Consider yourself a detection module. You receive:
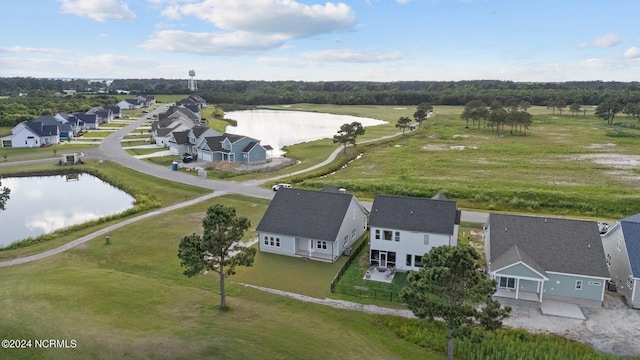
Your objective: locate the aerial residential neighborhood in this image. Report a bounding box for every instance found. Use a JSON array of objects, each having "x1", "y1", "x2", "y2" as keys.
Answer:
[{"x1": 2, "y1": 1, "x2": 640, "y2": 359}]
